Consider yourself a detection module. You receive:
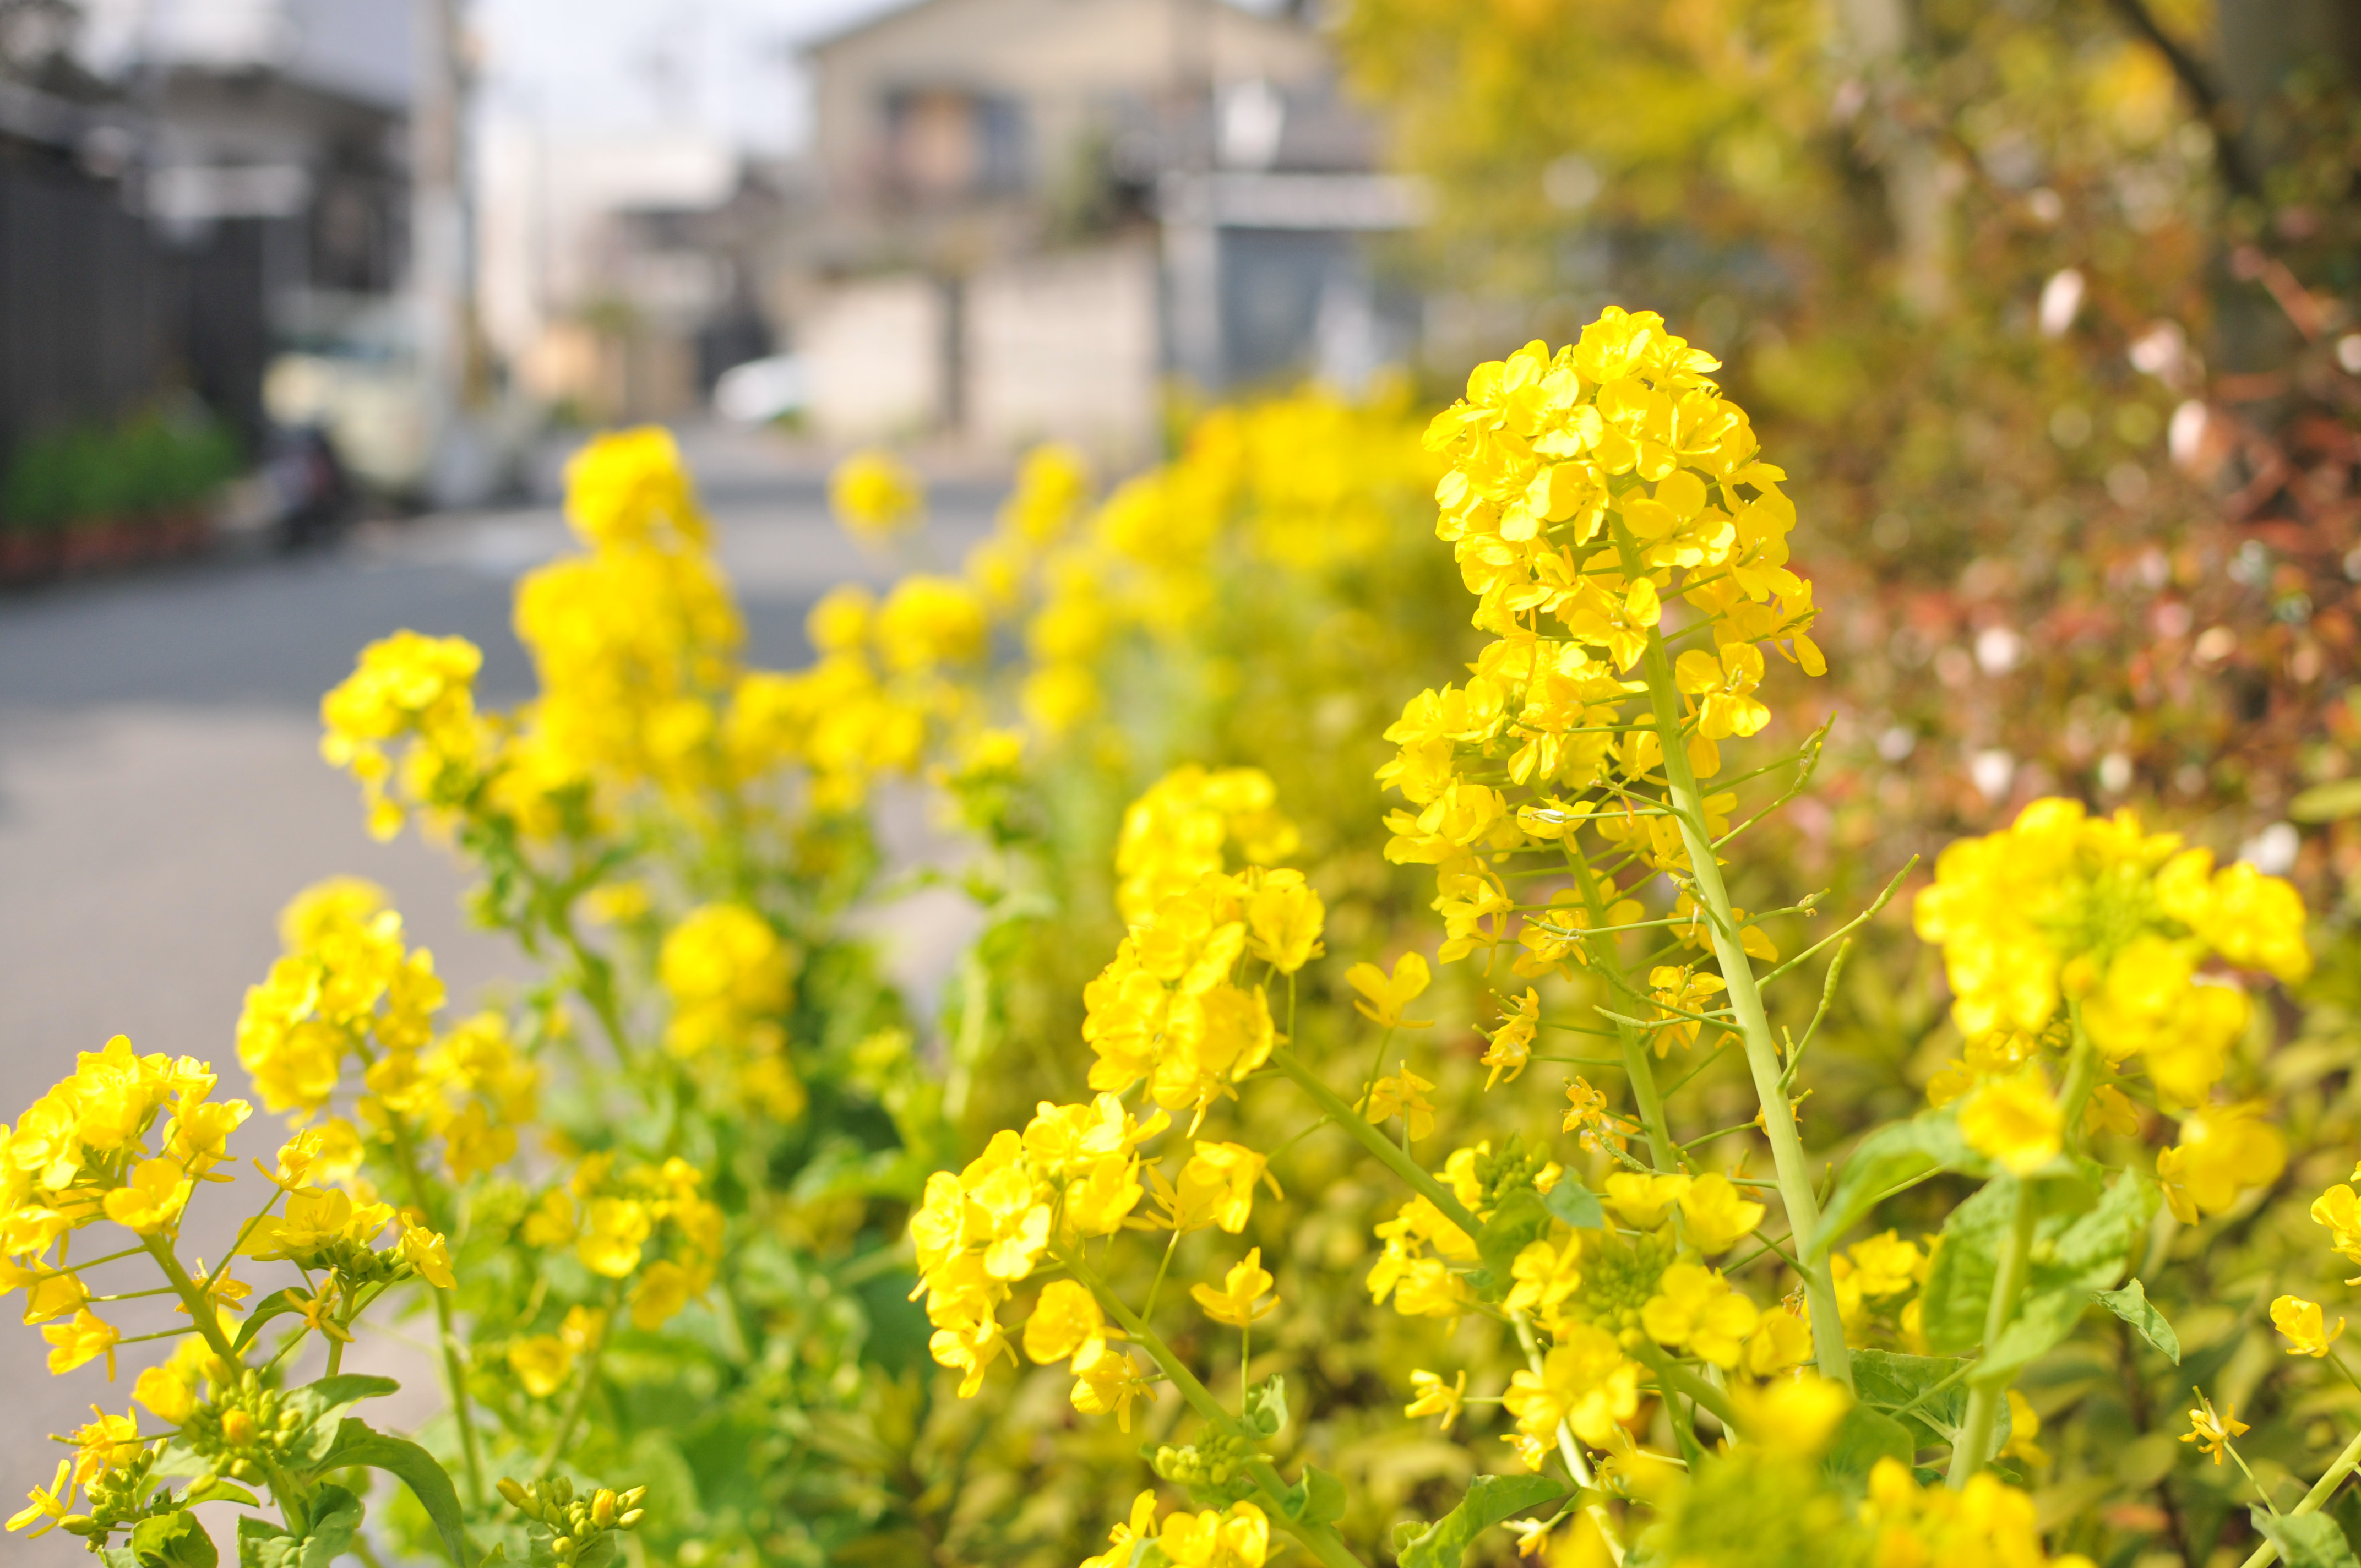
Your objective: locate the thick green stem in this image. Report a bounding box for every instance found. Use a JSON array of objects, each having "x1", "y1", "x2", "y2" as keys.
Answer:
[
  {"x1": 1948, "y1": 1178, "x2": 2037, "y2": 1487},
  {"x1": 141, "y1": 1237, "x2": 241, "y2": 1362},
  {"x1": 1060, "y1": 1246, "x2": 1366, "y2": 1568},
  {"x1": 2238, "y1": 1426, "x2": 2361, "y2": 1568},
  {"x1": 1267, "y1": 1052, "x2": 1481, "y2": 1238},
  {"x1": 1630, "y1": 611, "x2": 1851, "y2": 1390}
]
